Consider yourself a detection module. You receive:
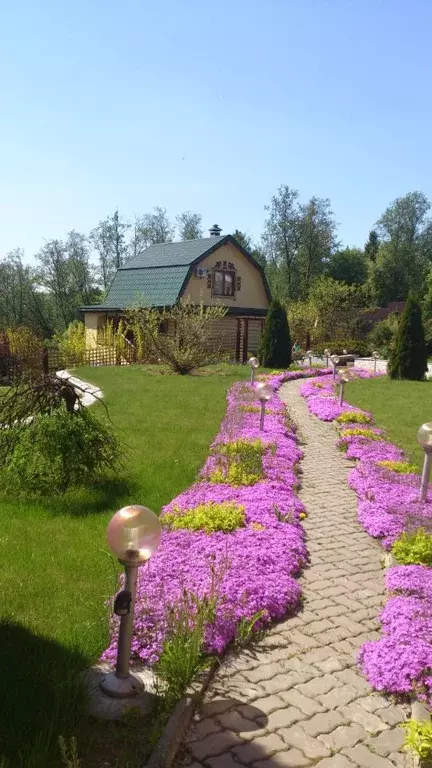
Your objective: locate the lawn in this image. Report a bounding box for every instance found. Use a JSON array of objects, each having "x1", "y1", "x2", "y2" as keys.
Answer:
[
  {"x1": 0, "y1": 363, "x2": 250, "y2": 768},
  {"x1": 345, "y1": 376, "x2": 432, "y2": 469}
]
